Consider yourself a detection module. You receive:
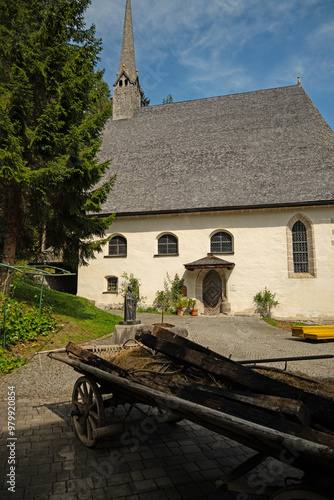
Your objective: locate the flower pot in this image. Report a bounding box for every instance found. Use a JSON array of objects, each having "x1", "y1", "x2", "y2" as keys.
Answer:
[
  {"x1": 190, "y1": 309, "x2": 198, "y2": 316},
  {"x1": 176, "y1": 309, "x2": 184, "y2": 316}
]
